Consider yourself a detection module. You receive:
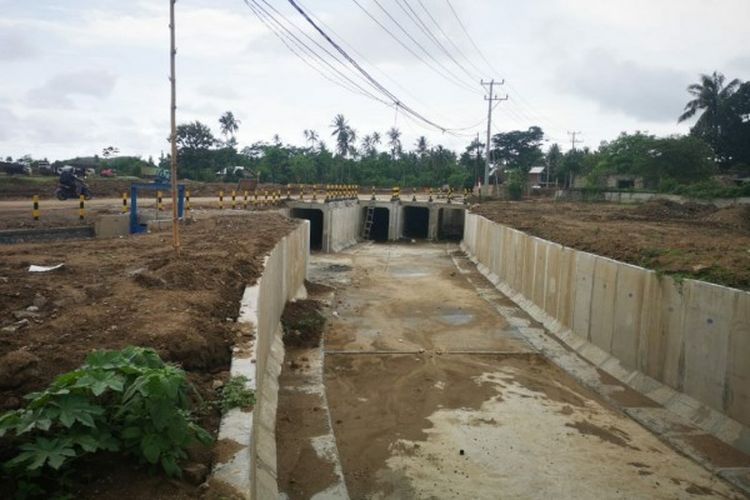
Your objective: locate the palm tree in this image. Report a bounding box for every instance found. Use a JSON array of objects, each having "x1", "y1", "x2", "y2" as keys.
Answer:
[
  {"x1": 219, "y1": 111, "x2": 240, "y2": 145},
  {"x1": 415, "y1": 136, "x2": 429, "y2": 158},
  {"x1": 679, "y1": 72, "x2": 741, "y2": 145},
  {"x1": 387, "y1": 127, "x2": 402, "y2": 160},
  {"x1": 330, "y1": 114, "x2": 355, "y2": 158},
  {"x1": 303, "y1": 129, "x2": 320, "y2": 151}
]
